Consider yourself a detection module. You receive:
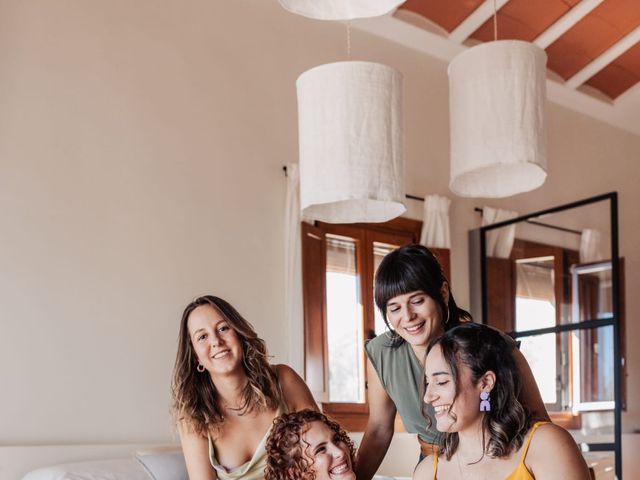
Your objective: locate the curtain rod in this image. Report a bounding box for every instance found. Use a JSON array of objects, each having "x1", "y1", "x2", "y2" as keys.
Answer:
[
  {"x1": 282, "y1": 166, "x2": 426, "y2": 202},
  {"x1": 283, "y1": 168, "x2": 582, "y2": 235},
  {"x1": 474, "y1": 207, "x2": 582, "y2": 235}
]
